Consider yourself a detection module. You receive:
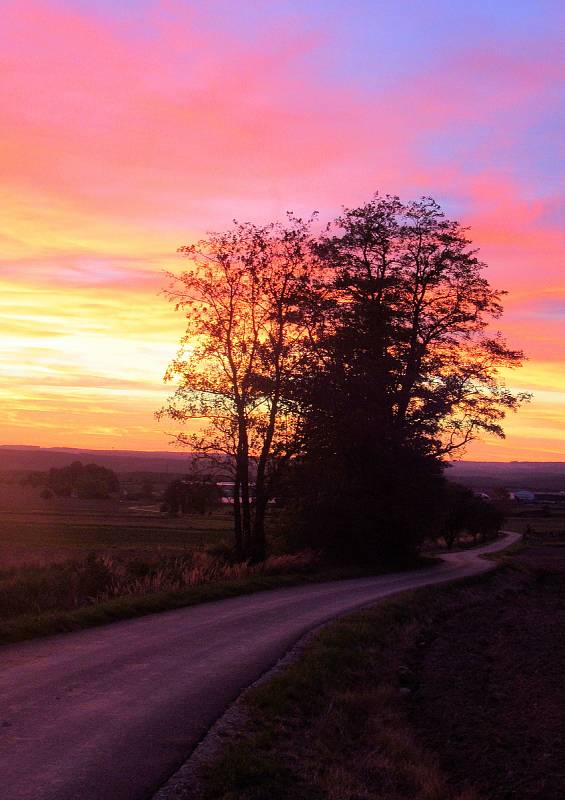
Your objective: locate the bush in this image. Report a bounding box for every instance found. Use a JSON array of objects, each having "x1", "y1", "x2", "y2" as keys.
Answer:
[{"x1": 439, "y1": 483, "x2": 503, "y2": 549}]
